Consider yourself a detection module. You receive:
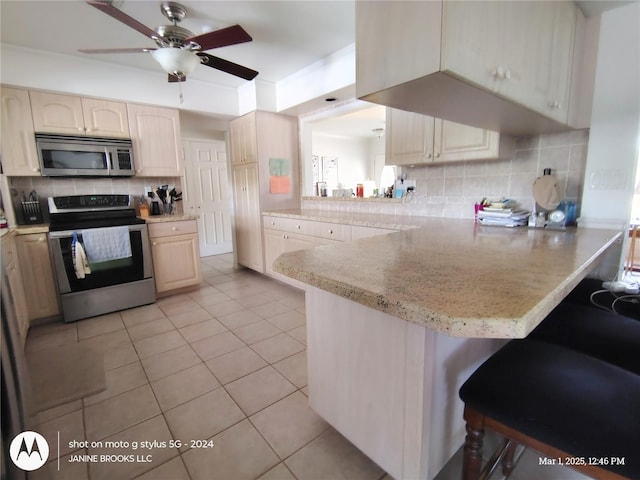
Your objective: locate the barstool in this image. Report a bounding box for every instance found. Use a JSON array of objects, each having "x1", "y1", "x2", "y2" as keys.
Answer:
[
  {"x1": 459, "y1": 339, "x2": 640, "y2": 480},
  {"x1": 529, "y1": 302, "x2": 640, "y2": 374}
]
